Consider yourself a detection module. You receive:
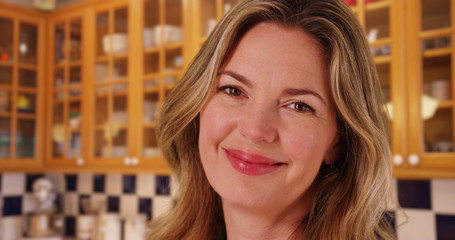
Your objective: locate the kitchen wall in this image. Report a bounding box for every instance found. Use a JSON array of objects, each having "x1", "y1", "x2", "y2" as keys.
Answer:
[{"x1": 0, "y1": 174, "x2": 455, "y2": 240}]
